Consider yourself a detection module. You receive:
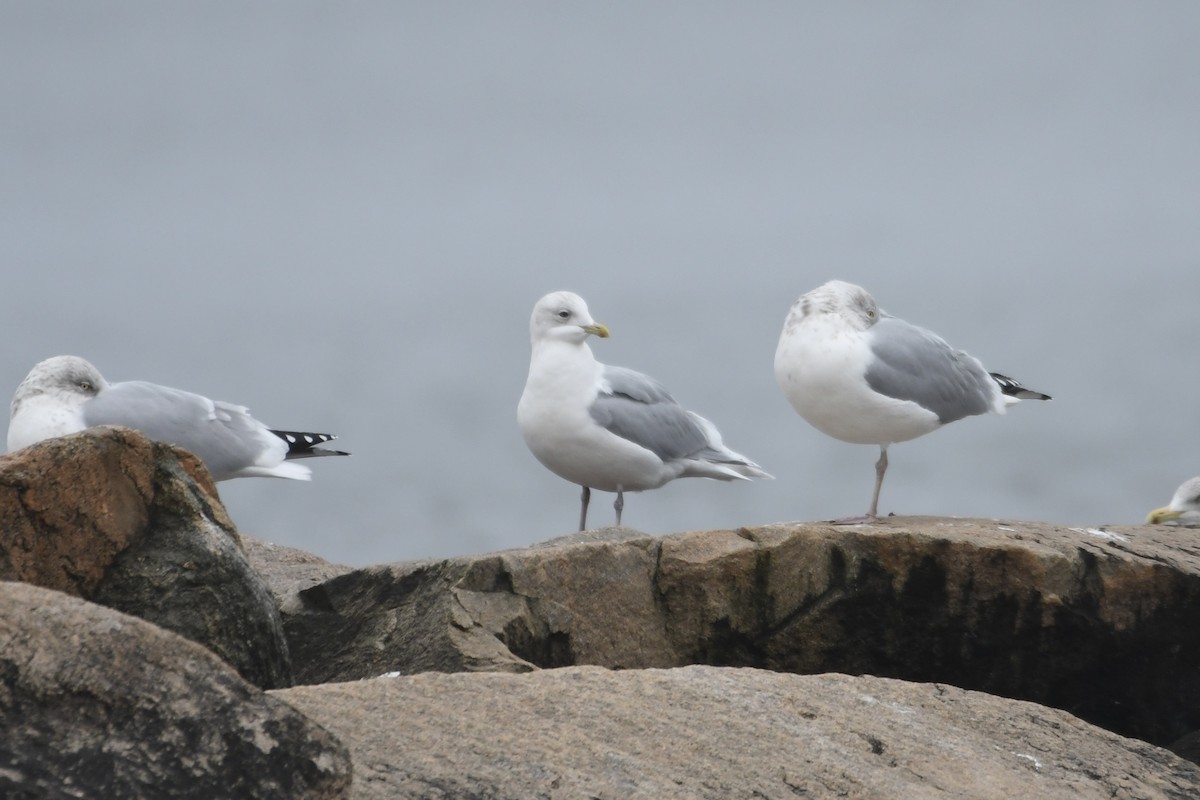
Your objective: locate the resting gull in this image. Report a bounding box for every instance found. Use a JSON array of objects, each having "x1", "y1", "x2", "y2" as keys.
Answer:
[
  {"x1": 774, "y1": 280, "x2": 1049, "y2": 522},
  {"x1": 518, "y1": 291, "x2": 771, "y2": 530},
  {"x1": 7, "y1": 355, "x2": 347, "y2": 480}
]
